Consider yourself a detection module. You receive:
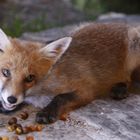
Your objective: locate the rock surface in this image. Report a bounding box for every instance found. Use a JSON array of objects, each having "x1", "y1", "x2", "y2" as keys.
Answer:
[
  {"x1": 21, "y1": 24, "x2": 76, "y2": 43},
  {"x1": 0, "y1": 0, "x2": 86, "y2": 28},
  {"x1": 0, "y1": 94, "x2": 139, "y2": 140},
  {"x1": 21, "y1": 14, "x2": 140, "y2": 44}
]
